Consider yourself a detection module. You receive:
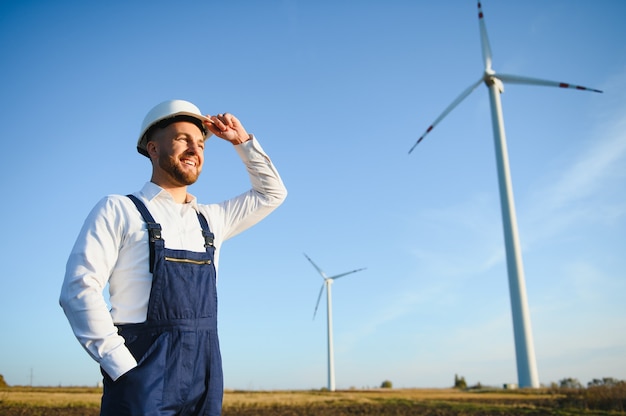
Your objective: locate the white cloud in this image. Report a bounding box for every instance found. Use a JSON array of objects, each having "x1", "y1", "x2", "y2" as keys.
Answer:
[{"x1": 524, "y1": 71, "x2": 626, "y2": 243}]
